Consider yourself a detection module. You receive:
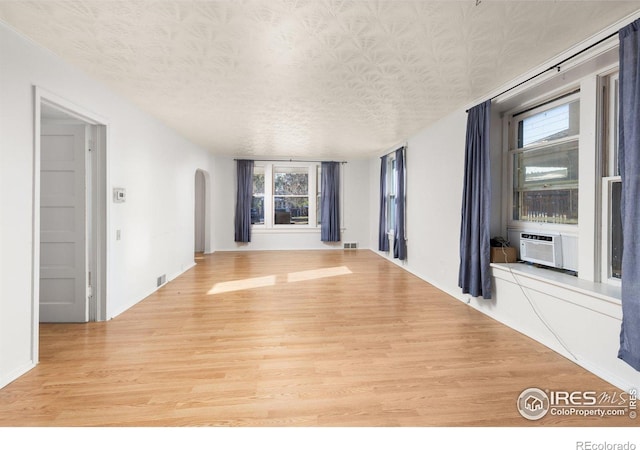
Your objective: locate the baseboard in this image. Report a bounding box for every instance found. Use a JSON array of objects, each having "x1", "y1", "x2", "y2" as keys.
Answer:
[
  {"x1": 0, "y1": 360, "x2": 36, "y2": 390},
  {"x1": 108, "y1": 262, "x2": 198, "y2": 320},
  {"x1": 170, "y1": 261, "x2": 196, "y2": 282},
  {"x1": 215, "y1": 246, "x2": 346, "y2": 252},
  {"x1": 371, "y1": 249, "x2": 467, "y2": 303}
]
